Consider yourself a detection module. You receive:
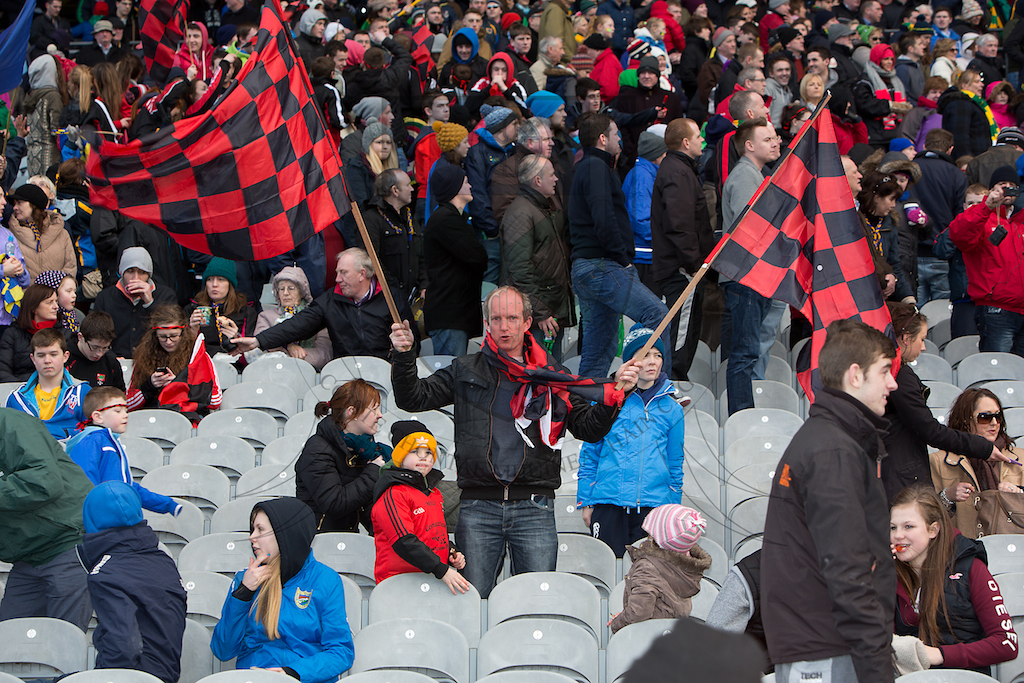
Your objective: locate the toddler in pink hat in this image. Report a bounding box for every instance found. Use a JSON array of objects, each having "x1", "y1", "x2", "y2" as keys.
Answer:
[{"x1": 609, "y1": 504, "x2": 712, "y2": 633}]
